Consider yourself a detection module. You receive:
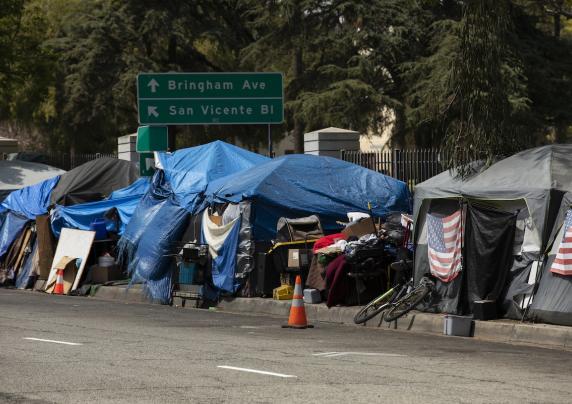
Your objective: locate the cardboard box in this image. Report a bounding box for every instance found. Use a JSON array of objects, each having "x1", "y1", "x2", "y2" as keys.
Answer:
[
  {"x1": 342, "y1": 217, "x2": 377, "y2": 238},
  {"x1": 45, "y1": 256, "x2": 78, "y2": 294},
  {"x1": 287, "y1": 249, "x2": 312, "y2": 268},
  {"x1": 91, "y1": 265, "x2": 124, "y2": 284}
]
